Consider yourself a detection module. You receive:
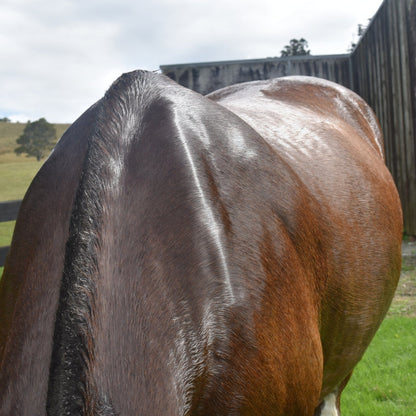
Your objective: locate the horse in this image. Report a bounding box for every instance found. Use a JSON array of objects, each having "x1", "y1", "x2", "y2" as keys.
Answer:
[{"x1": 0, "y1": 70, "x2": 402, "y2": 415}]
